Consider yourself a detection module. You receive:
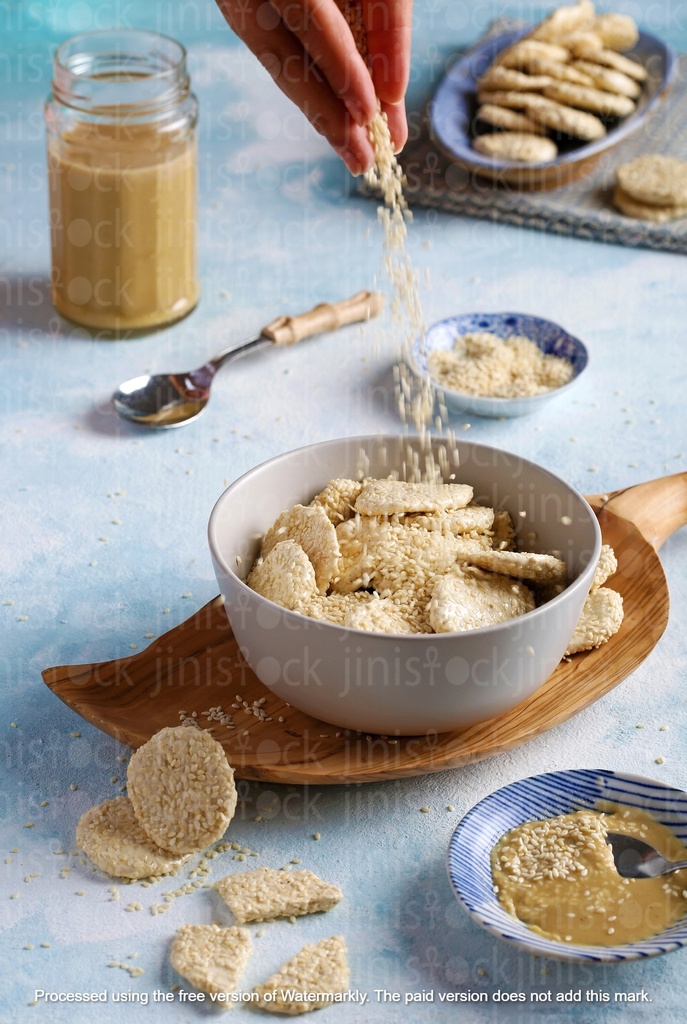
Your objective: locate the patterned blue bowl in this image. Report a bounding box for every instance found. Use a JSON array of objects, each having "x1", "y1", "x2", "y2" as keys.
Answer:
[
  {"x1": 414, "y1": 311, "x2": 588, "y2": 418},
  {"x1": 447, "y1": 769, "x2": 687, "y2": 962}
]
